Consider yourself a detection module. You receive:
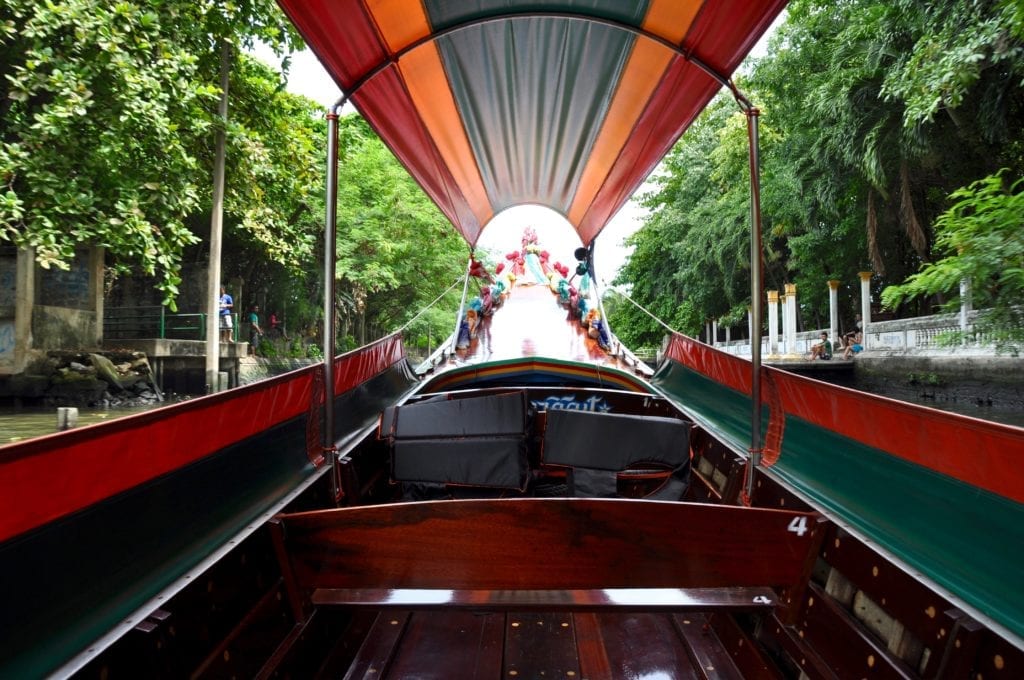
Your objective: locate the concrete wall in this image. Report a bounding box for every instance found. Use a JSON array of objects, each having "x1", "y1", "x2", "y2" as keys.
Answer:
[
  {"x1": 0, "y1": 246, "x2": 104, "y2": 376},
  {"x1": 0, "y1": 250, "x2": 15, "y2": 372}
]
